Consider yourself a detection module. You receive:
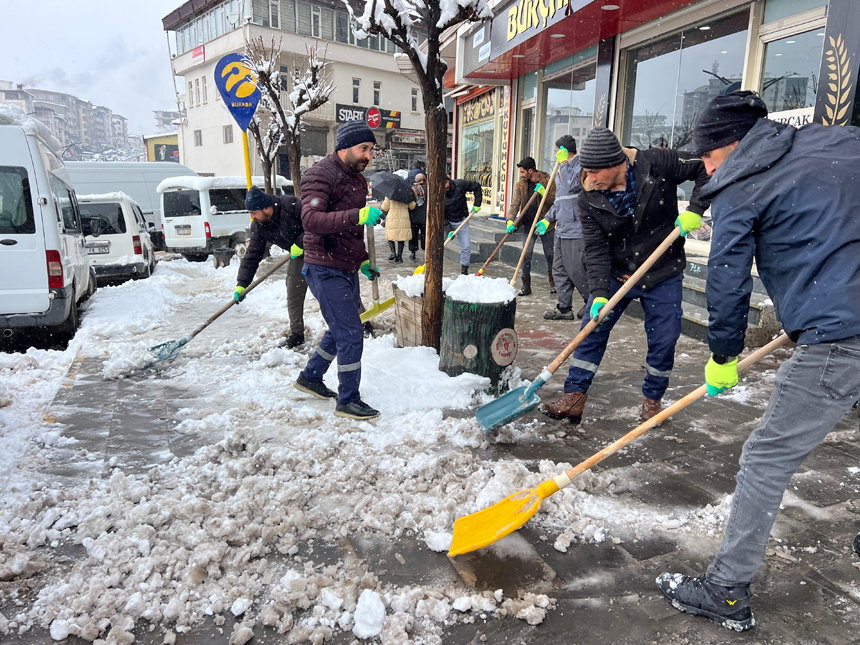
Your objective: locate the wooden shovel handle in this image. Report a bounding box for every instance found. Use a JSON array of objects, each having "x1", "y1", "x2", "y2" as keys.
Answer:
[
  {"x1": 477, "y1": 191, "x2": 541, "y2": 275},
  {"x1": 545, "y1": 226, "x2": 682, "y2": 375},
  {"x1": 444, "y1": 210, "x2": 475, "y2": 247},
  {"x1": 189, "y1": 251, "x2": 293, "y2": 341},
  {"x1": 562, "y1": 333, "x2": 791, "y2": 482},
  {"x1": 510, "y1": 158, "x2": 562, "y2": 286}
]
